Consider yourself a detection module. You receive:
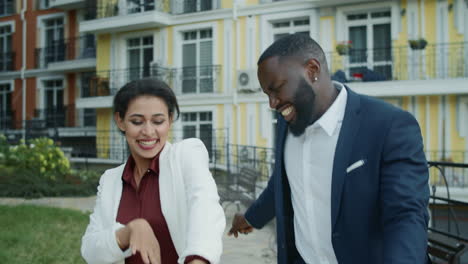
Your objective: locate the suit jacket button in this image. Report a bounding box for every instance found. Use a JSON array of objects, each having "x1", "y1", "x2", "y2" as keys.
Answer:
[{"x1": 332, "y1": 232, "x2": 340, "y2": 238}]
